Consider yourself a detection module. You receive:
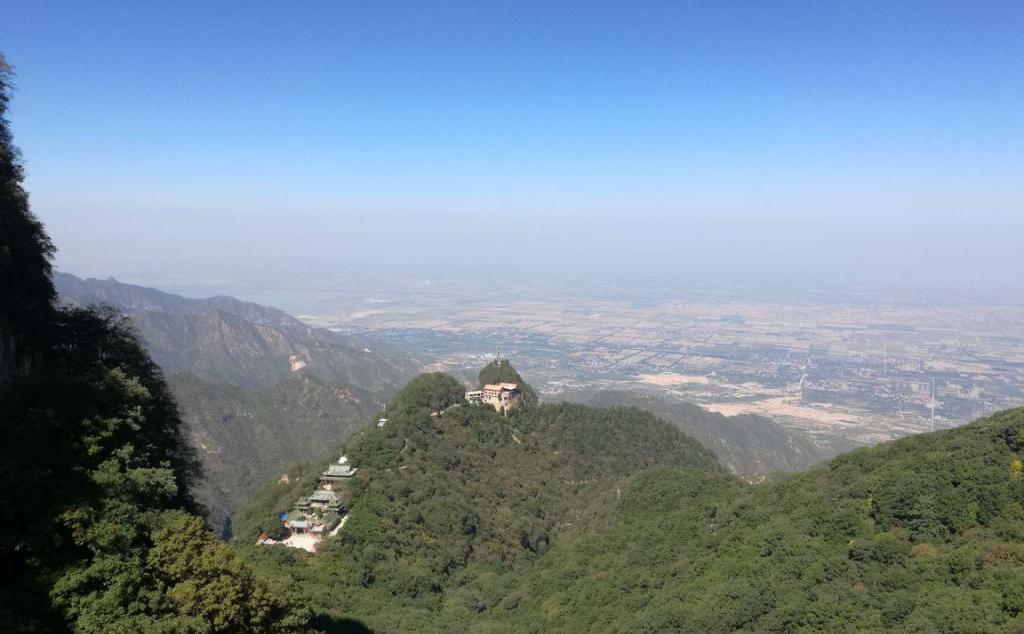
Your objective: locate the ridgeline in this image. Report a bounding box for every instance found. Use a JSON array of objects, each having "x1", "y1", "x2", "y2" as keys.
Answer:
[
  {"x1": 237, "y1": 363, "x2": 1024, "y2": 633},
  {"x1": 234, "y1": 363, "x2": 721, "y2": 629}
]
